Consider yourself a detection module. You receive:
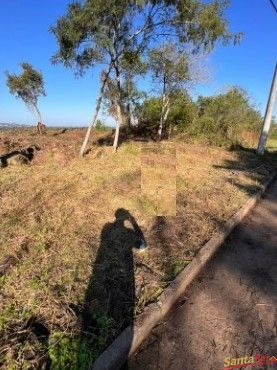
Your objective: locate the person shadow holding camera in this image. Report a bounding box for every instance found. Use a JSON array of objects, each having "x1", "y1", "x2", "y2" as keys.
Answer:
[{"x1": 79, "y1": 208, "x2": 146, "y2": 369}]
